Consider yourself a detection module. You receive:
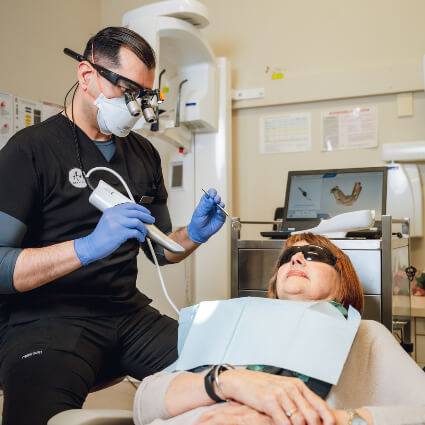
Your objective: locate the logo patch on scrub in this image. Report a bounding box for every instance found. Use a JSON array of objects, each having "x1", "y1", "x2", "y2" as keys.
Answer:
[
  {"x1": 22, "y1": 350, "x2": 43, "y2": 359},
  {"x1": 69, "y1": 168, "x2": 87, "y2": 188}
]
